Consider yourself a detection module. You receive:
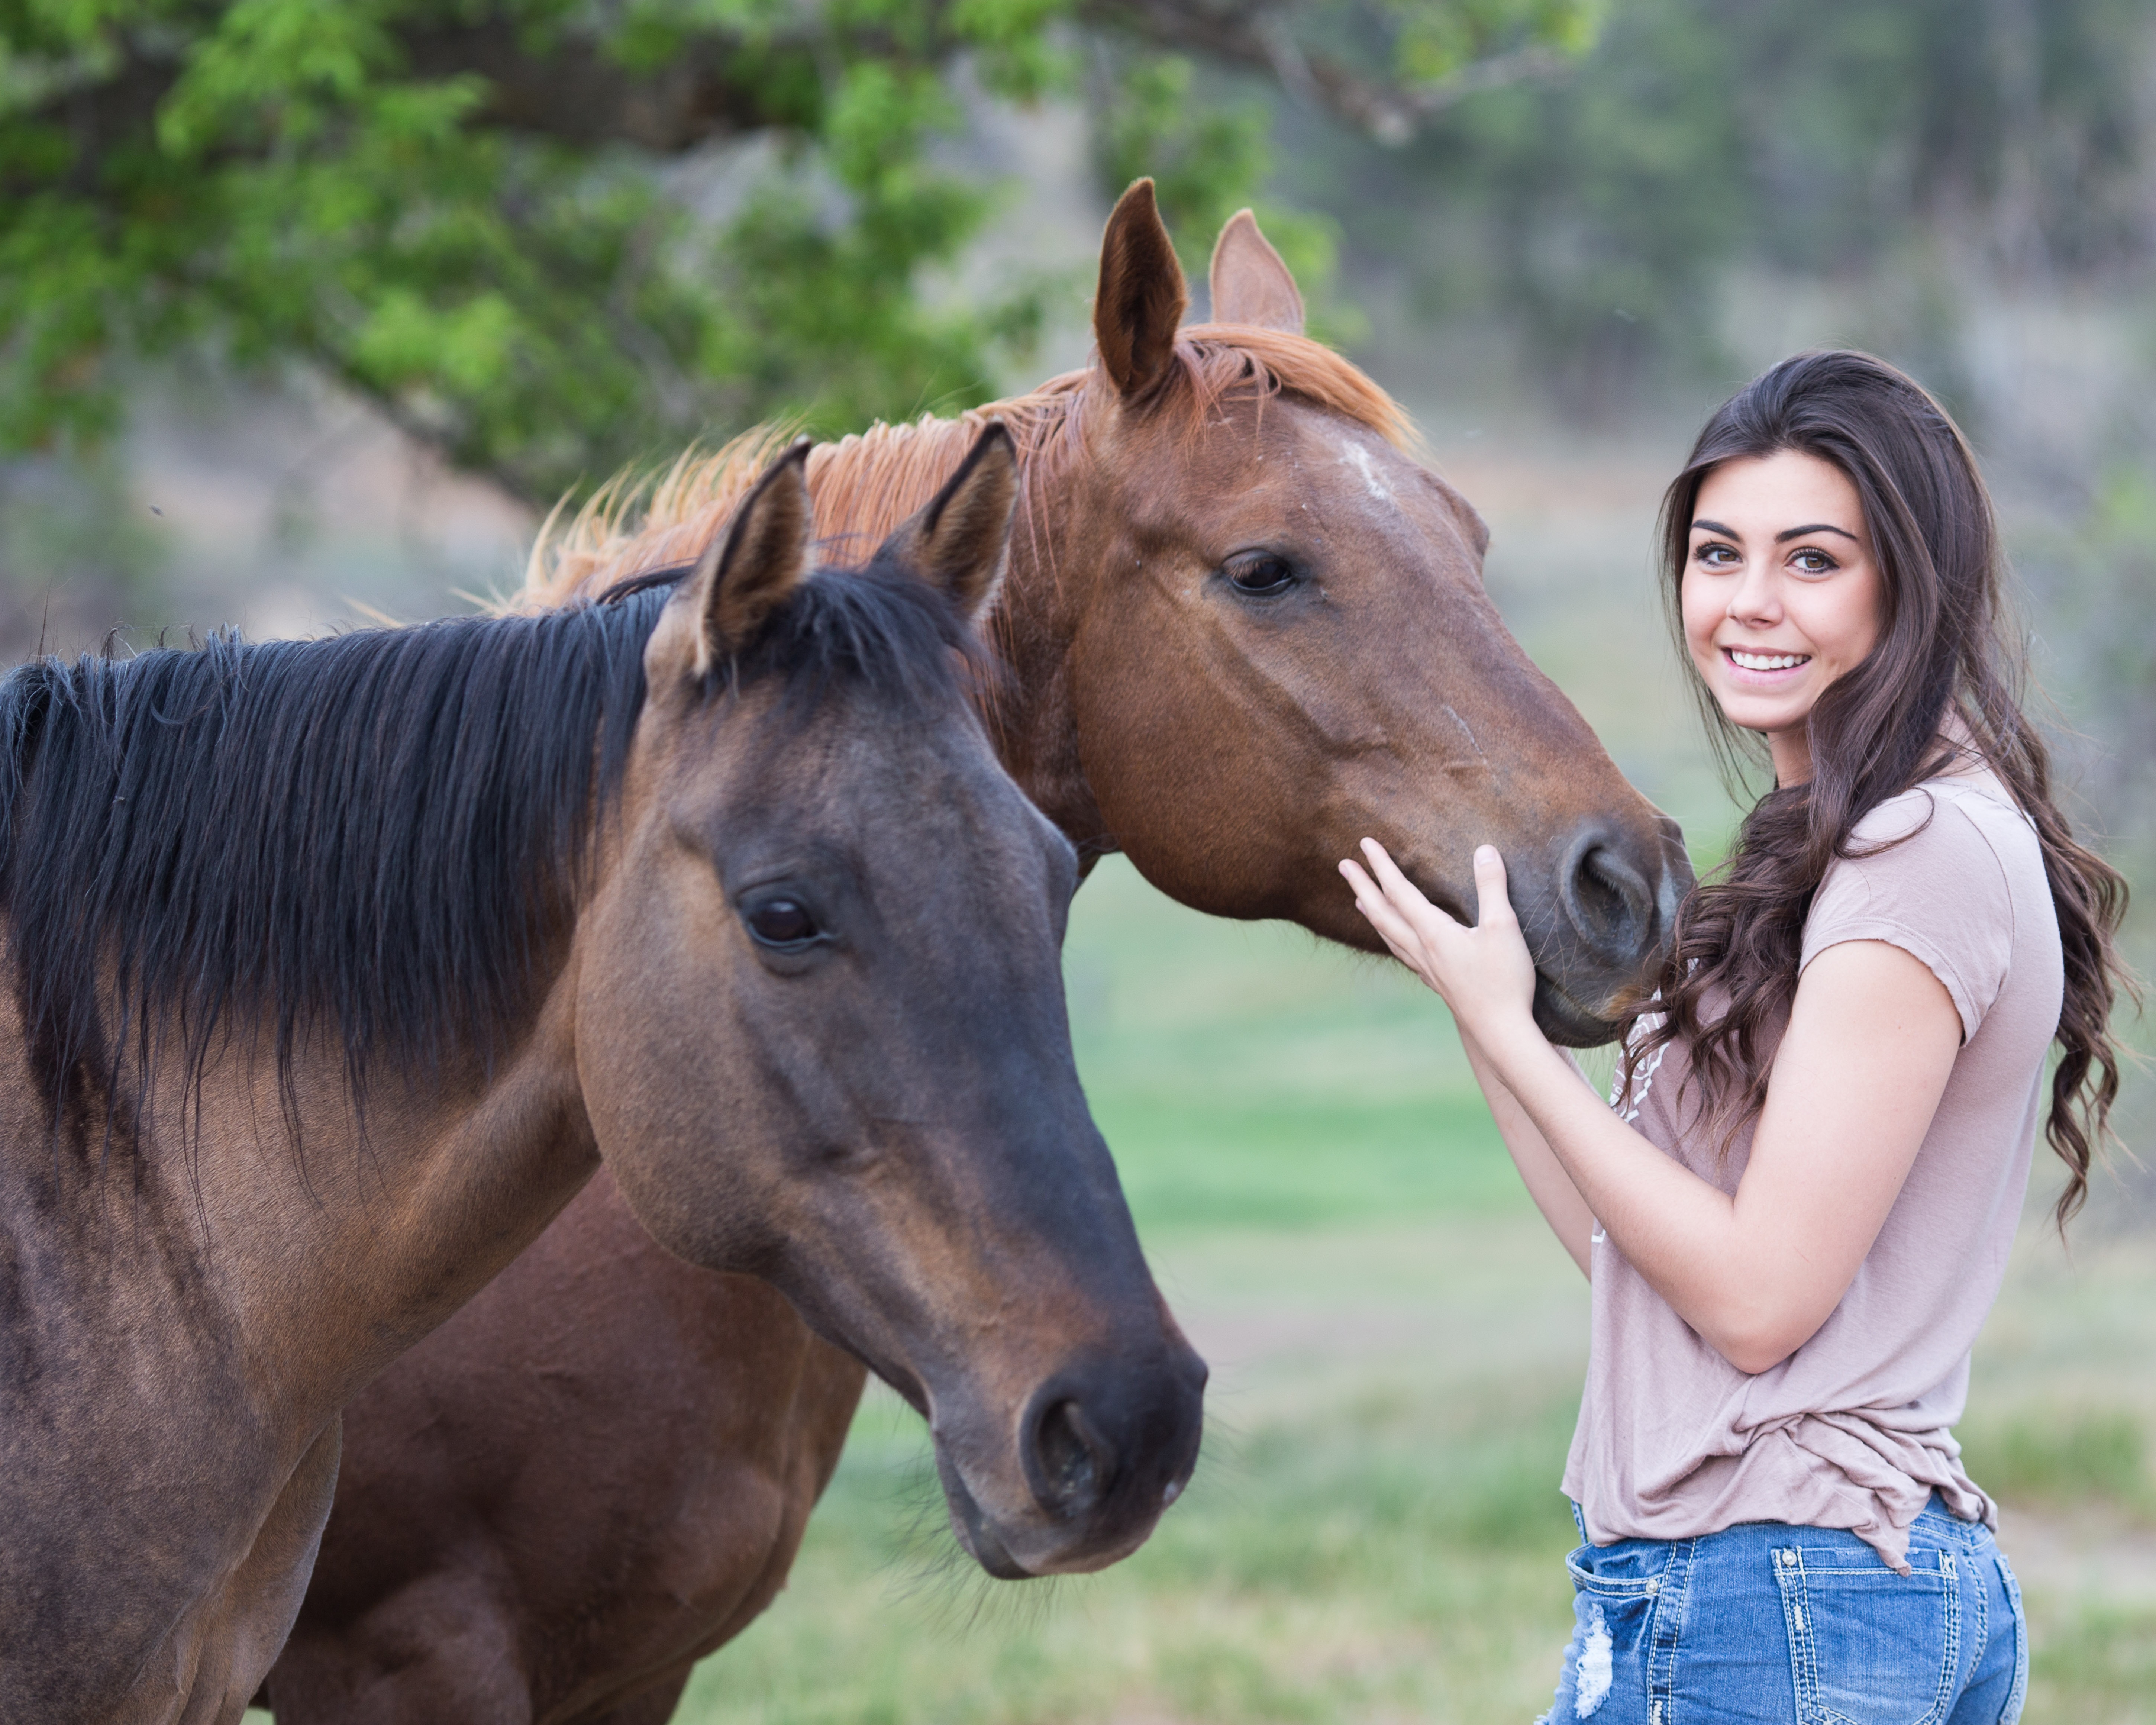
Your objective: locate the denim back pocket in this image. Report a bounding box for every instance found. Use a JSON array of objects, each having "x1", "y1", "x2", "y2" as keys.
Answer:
[{"x1": 1771, "y1": 1540, "x2": 1958, "y2": 1725}]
